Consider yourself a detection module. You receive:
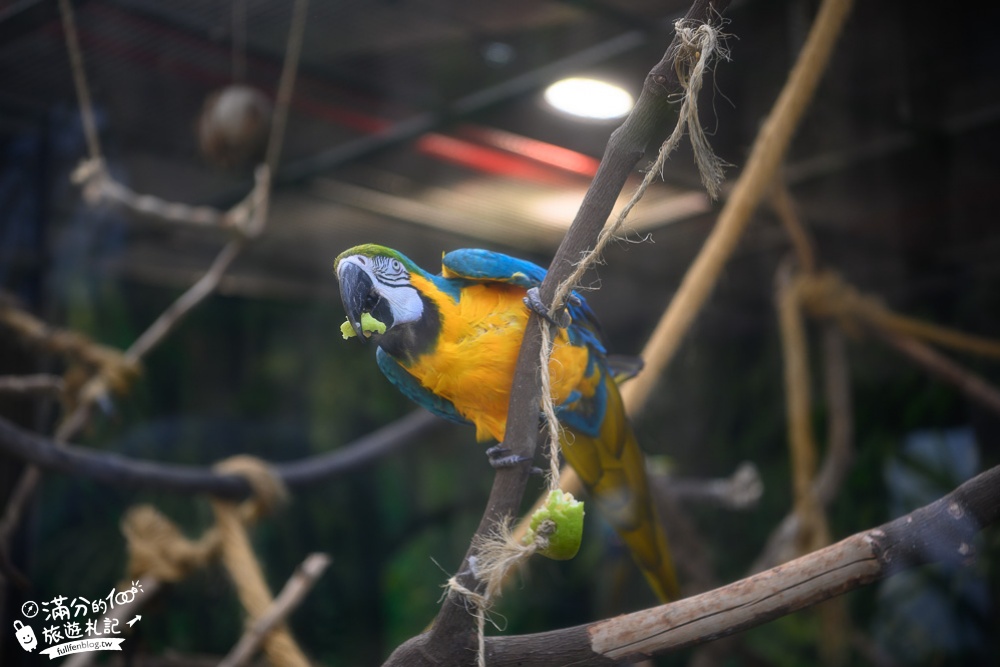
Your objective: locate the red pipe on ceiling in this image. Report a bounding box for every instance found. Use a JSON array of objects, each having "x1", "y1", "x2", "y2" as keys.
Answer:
[{"x1": 56, "y1": 3, "x2": 600, "y2": 185}]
